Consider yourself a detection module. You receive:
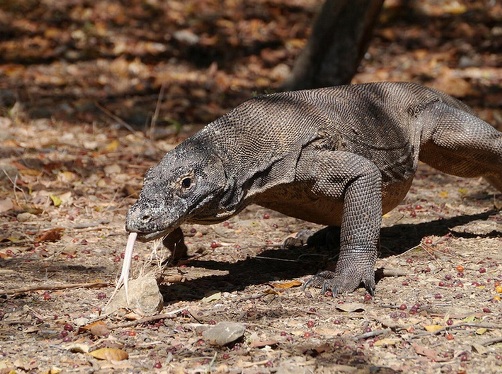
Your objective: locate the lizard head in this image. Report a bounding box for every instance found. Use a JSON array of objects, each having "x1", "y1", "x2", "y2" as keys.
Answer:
[{"x1": 125, "y1": 137, "x2": 227, "y2": 242}]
